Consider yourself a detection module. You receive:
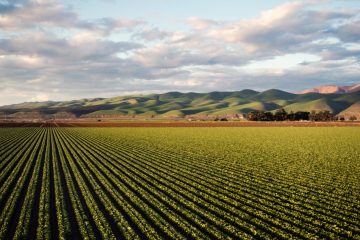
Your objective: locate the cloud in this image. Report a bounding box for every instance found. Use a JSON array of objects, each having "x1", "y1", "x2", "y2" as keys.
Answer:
[
  {"x1": 0, "y1": 0, "x2": 144, "y2": 33},
  {"x1": 0, "y1": 0, "x2": 78, "y2": 30},
  {"x1": 0, "y1": 3, "x2": 16, "y2": 13},
  {"x1": 0, "y1": 0, "x2": 26, "y2": 13},
  {"x1": 30, "y1": 93, "x2": 49, "y2": 102},
  {"x1": 132, "y1": 27, "x2": 171, "y2": 41},
  {"x1": 0, "y1": 0, "x2": 360, "y2": 105},
  {"x1": 209, "y1": 2, "x2": 357, "y2": 55},
  {"x1": 78, "y1": 18, "x2": 145, "y2": 36},
  {"x1": 187, "y1": 17, "x2": 219, "y2": 30},
  {"x1": 0, "y1": 31, "x2": 142, "y2": 64},
  {"x1": 332, "y1": 20, "x2": 360, "y2": 43}
]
